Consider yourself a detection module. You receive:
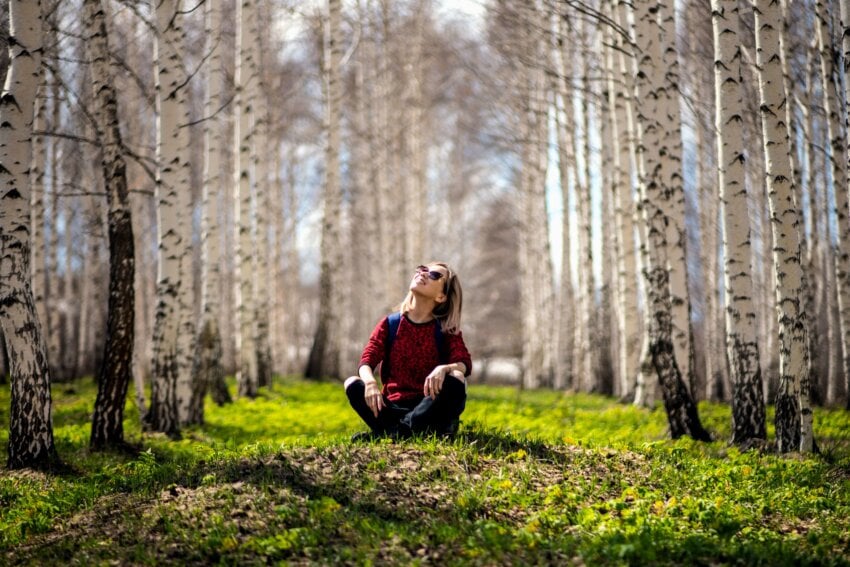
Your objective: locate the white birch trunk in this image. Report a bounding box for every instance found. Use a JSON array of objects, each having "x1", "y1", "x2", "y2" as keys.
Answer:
[
  {"x1": 190, "y1": 0, "x2": 228, "y2": 423},
  {"x1": 30, "y1": 84, "x2": 46, "y2": 340},
  {"x1": 173, "y1": 2, "x2": 194, "y2": 426},
  {"x1": 657, "y1": 0, "x2": 693, "y2": 393},
  {"x1": 234, "y1": 0, "x2": 258, "y2": 396},
  {"x1": 305, "y1": 0, "x2": 343, "y2": 380},
  {"x1": 753, "y1": 0, "x2": 813, "y2": 452},
  {"x1": 1, "y1": 0, "x2": 59, "y2": 469},
  {"x1": 252, "y1": 3, "x2": 273, "y2": 389},
  {"x1": 712, "y1": 0, "x2": 766, "y2": 444},
  {"x1": 815, "y1": 0, "x2": 850, "y2": 408},
  {"x1": 554, "y1": 7, "x2": 575, "y2": 390},
  {"x1": 632, "y1": 0, "x2": 710, "y2": 441},
  {"x1": 85, "y1": 0, "x2": 137, "y2": 449},
  {"x1": 607, "y1": 0, "x2": 640, "y2": 400},
  {"x1": 149, "y1": 0, "x2": 187, "y2": 436},
  {"x1": 839, "y1": 0, "x2": 850, "y2": 408}
]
